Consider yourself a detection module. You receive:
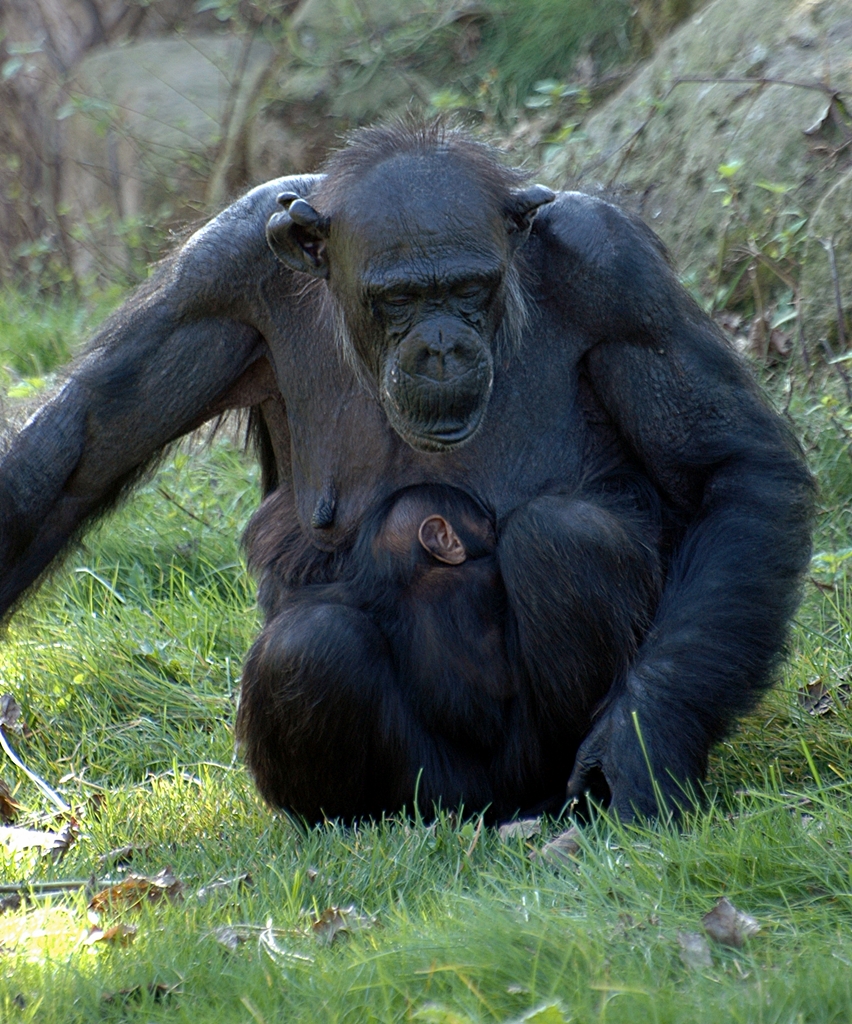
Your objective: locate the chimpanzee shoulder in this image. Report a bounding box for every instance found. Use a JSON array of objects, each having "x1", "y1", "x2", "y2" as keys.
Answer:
[{"x1": 530, "y1": 190, "x2": 719, "y2": 352}]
